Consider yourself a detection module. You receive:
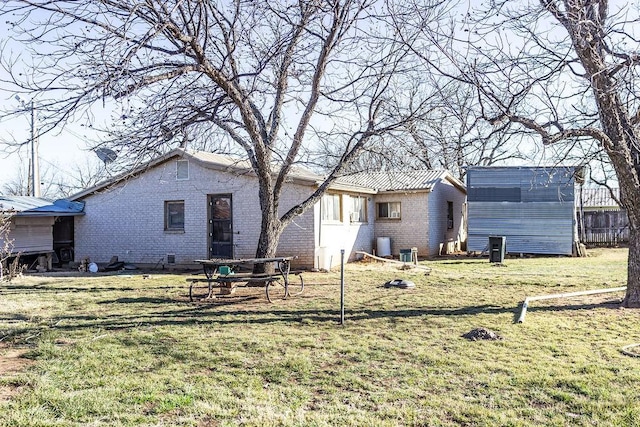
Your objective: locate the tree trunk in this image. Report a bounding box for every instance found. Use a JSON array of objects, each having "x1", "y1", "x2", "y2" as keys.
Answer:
[
  {"x1": 254, "y1": 222, "x2": 282, "y2": 274},
  {"x1": 578, "y1": 58, "x2": 640, "y2": 307},
  {"x1": 253, "y1": 187, "x2": 283, "y2": 274},
  {"x1": 596, "y1": 119, "x2": 640, "y2": 307},
  {"x1": 622, "y1": 221, "x2": 640, "y2": 307}
]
